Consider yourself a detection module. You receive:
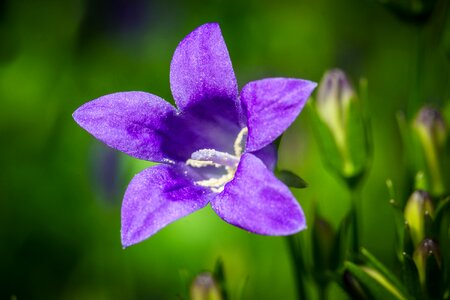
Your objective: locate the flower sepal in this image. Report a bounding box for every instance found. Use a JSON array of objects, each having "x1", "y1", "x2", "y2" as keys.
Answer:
[{"x1": 275, "y1": 169, "x2": 308, "y2": 189}]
